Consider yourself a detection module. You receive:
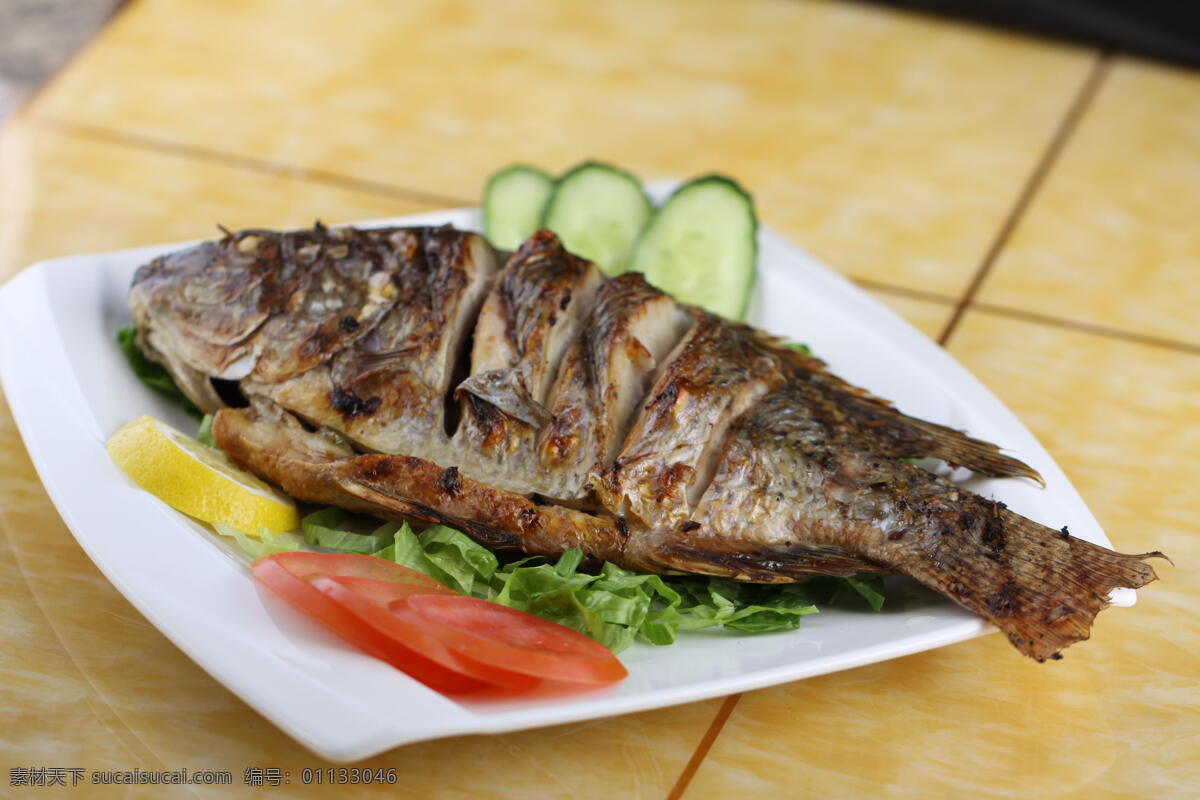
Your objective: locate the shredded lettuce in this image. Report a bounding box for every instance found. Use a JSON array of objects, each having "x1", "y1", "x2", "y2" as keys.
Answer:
[
  {"x1": 786, "y1": 341, "x2": 814, "y2": 357},
  {"x1": 286, "y1": 510, "x2": 886, "y2": 651},
  {"x1": 196, "y1": 414, "x2": 216, "y2": 447},
  {"x1": 390, "y1": 523, "x2": 499, "y2": 596},
  {"x1": 116, "y1": 324, "x2": 202, "y2": 420},
  {"x1": 369, "y1": 521, "x2": 825, "y2": 651},
  {"x1": 212, "y1": 522, "x2": 305, "y2": 559},
  {"x1": 839, "y1": 574, "x2": 887, "y2": 613},
  {"x1": 300, "y1": 507, "x2": 396, "y2": 555},
  {"x1": 215, "y1": 508, "x2": 886, "y2": 652}
]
